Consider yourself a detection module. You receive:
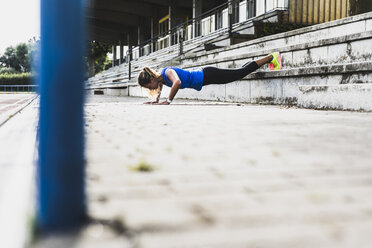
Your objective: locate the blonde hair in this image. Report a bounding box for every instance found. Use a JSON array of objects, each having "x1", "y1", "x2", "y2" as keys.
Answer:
[{"x1": 137, "y1": 67, "x2": 163, "y2": 97}]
